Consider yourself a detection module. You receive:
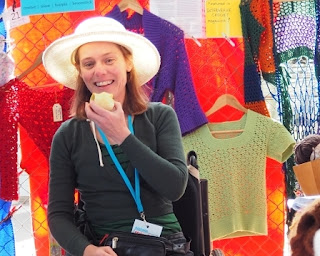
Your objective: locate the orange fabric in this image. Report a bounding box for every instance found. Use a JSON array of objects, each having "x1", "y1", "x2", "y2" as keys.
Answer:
[
  {"x1": 245, "y1": 101, "x2": 270, "y2": 118},
  {"x1": 185, "y1": 37, "x2": 245, "y2": 122},
  {"x1": 250, "y1": 0, "x2": 276, "y2": 74}
]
